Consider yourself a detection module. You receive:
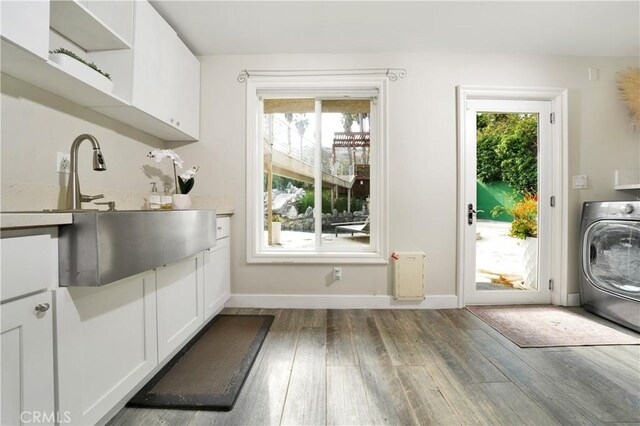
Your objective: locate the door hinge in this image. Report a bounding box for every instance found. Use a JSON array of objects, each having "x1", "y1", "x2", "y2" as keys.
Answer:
[
  {"x1": 550, "y1": 112, "x2": 555, "y2": 124},
  {"x1": 550, "y1": 196, "x2": 556, "y2": 207},
  {"x1": 549, "y1": 279, "x2": 554, "y2": 290}
]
